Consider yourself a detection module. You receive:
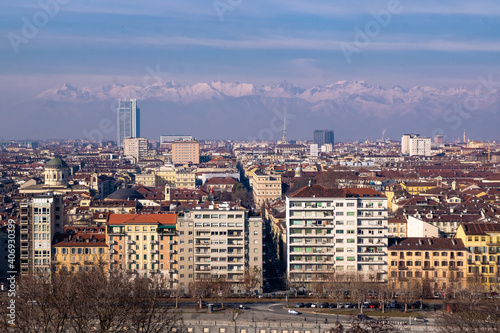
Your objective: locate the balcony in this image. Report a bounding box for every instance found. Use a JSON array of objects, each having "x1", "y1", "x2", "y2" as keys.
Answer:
[
  {"x1": 149, "y1": 249, "x2": 158, "y2": 255},
  {"x1": 127, "y1": 249, "x2": 135, "y2": 254},
  {"x1": 168, "y1": 259, "x2": 176, "y2": 264},
  {"x1": 168, "y1": 250, "x2": 176, "y2": 254},
  {"x1": 127, "y1": 240, "x2": 135, "y2": 245},
  {"x1": 168, "y1": 269, "x2": 177, "y2": 274},
  {"x1": 109, "y1": 240, "x2": 117, "y2": 245},
  {"x1": 109, "y1": 249, "x2": 117, "y2": 254},
  {"x1": 168, "y1": 240, "x2": 176, "y2": 244},
  {"x1": 150, "y1": 240, "x2": 158, "y2": 245},
  {"x1": 397, "y1": 266, "x2": 408, "y2": 270},
  {"x1": 423, "y1": 266, "x2": 434, "y2": 270},
  {"x1": 150, "y1": 260, "x2": 159, "y2": 265}
]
